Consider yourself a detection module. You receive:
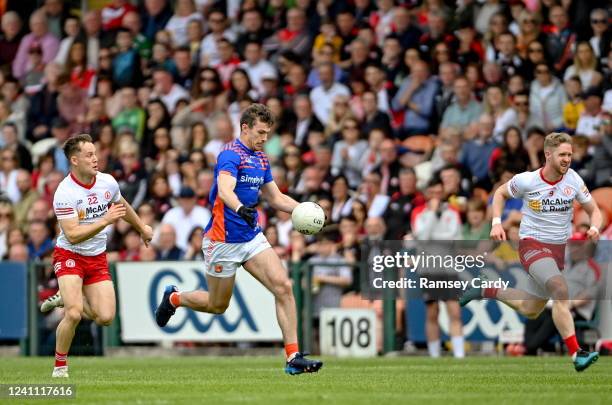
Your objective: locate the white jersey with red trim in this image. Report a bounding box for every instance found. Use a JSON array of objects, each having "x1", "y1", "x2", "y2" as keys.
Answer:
[
  {"x1": 53, "y1": 172, "x2": 122, "y2": 256},
  {"x1": 507, "y1": 168, "x2": 592, "y2": 243}
]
